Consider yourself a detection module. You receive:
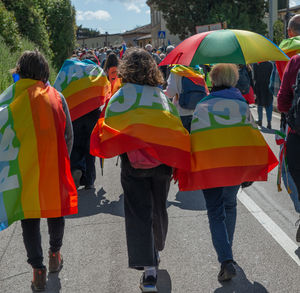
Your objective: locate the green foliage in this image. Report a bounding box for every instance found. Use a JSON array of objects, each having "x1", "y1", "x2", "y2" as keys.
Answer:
[
  {"x1": 77, "y1": 25, "x2": 101, "y2": 38},
  {"x1": 2, "y1": 0, "x2": 52, "y2": 57},
  {"x1": 36, "y1": 0, "x2": 76, "y2": 69},
  {"x1": 273, "y1": 19, "x2": 285, "y2": 45},
  {"x1": 0, "y1": 1, "x2": 21, "y2": 51},
  {"x1": 0, "y1": 36, "x2": 57, "y2": 93},
  {"x1": 148, "y1": 0, "x2": 268, "y2": 40}
]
